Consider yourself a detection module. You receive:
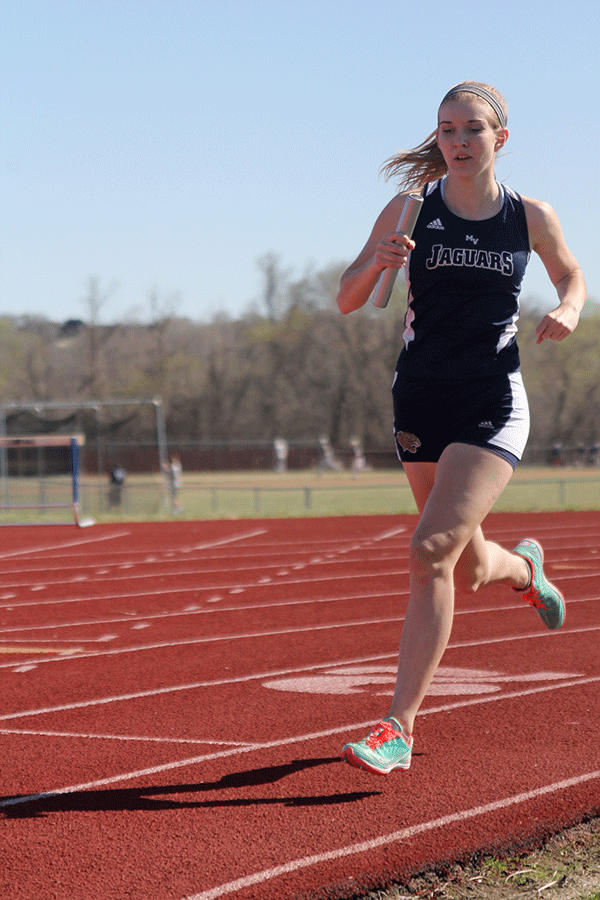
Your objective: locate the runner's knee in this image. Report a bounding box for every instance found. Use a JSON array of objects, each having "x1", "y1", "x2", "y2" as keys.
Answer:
[{"x1": 409, "y1": 530, "x2": 465, "y2": 582}]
